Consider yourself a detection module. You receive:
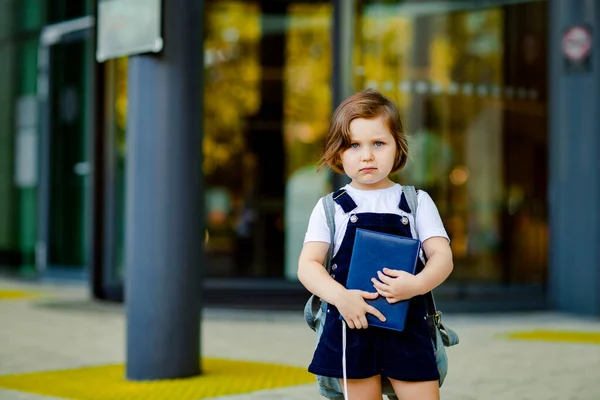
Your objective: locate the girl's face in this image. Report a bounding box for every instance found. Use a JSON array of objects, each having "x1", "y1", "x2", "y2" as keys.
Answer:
[{"x1": 341, "y1": 116, "x2": 397, "y2": 190}]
